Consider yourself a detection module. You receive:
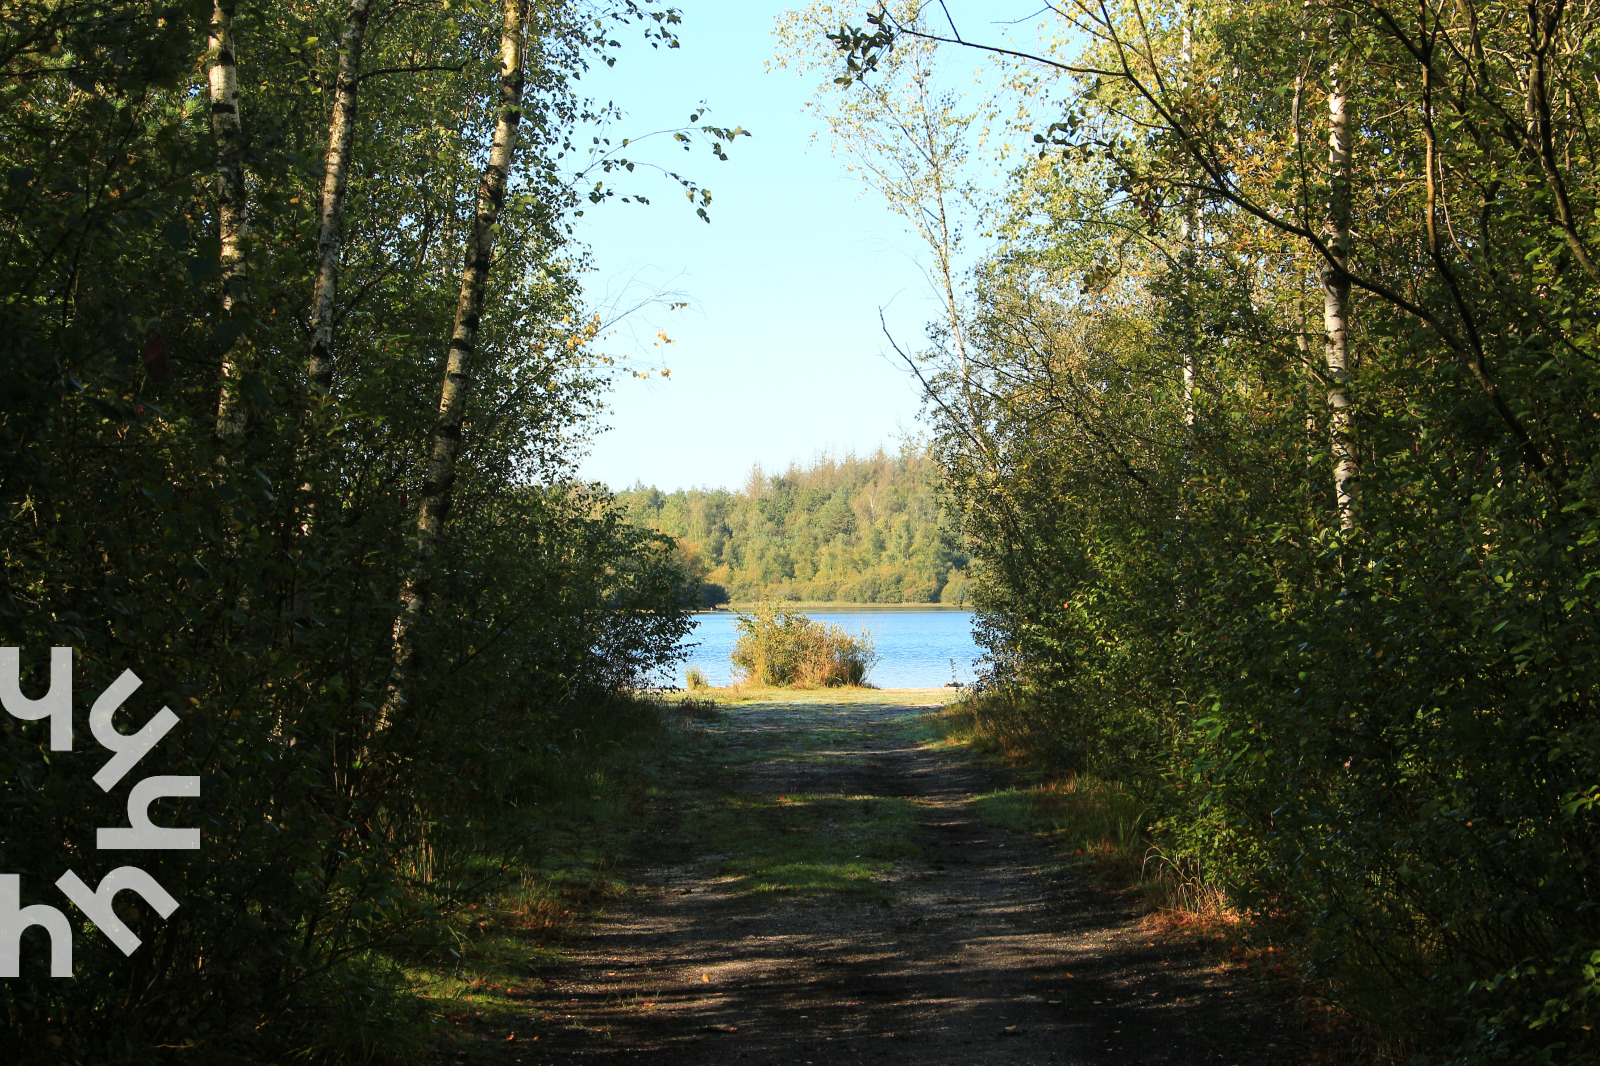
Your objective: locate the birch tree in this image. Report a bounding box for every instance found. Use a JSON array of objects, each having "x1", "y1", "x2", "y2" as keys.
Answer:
[
  {"x1": 208, "y1": 0, "x2": 251, "y2": 442},
  {"x1": 1322, "y1": 6, "x2": 1357, "y2": 530},
  {"x1": 307, "y1": 0, "x2": 376, "y2": 398},
  {"x1": 387, "y1": 0, "x2": 532, "y2": 713}
]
